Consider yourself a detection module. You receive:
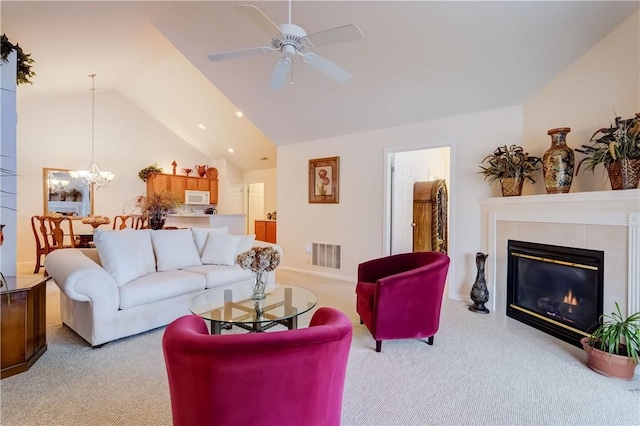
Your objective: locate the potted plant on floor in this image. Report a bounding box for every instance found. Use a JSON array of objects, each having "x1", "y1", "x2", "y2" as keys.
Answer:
[
  {"x1": 479, "y1": 145, "x2": 542, "y2": 196},
  {"x1": 576, "y1": 113, "x2": 640, "y2": 190},
  {"x1": 580, "y1": 302, "x2": 640, "y2": 380}
]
